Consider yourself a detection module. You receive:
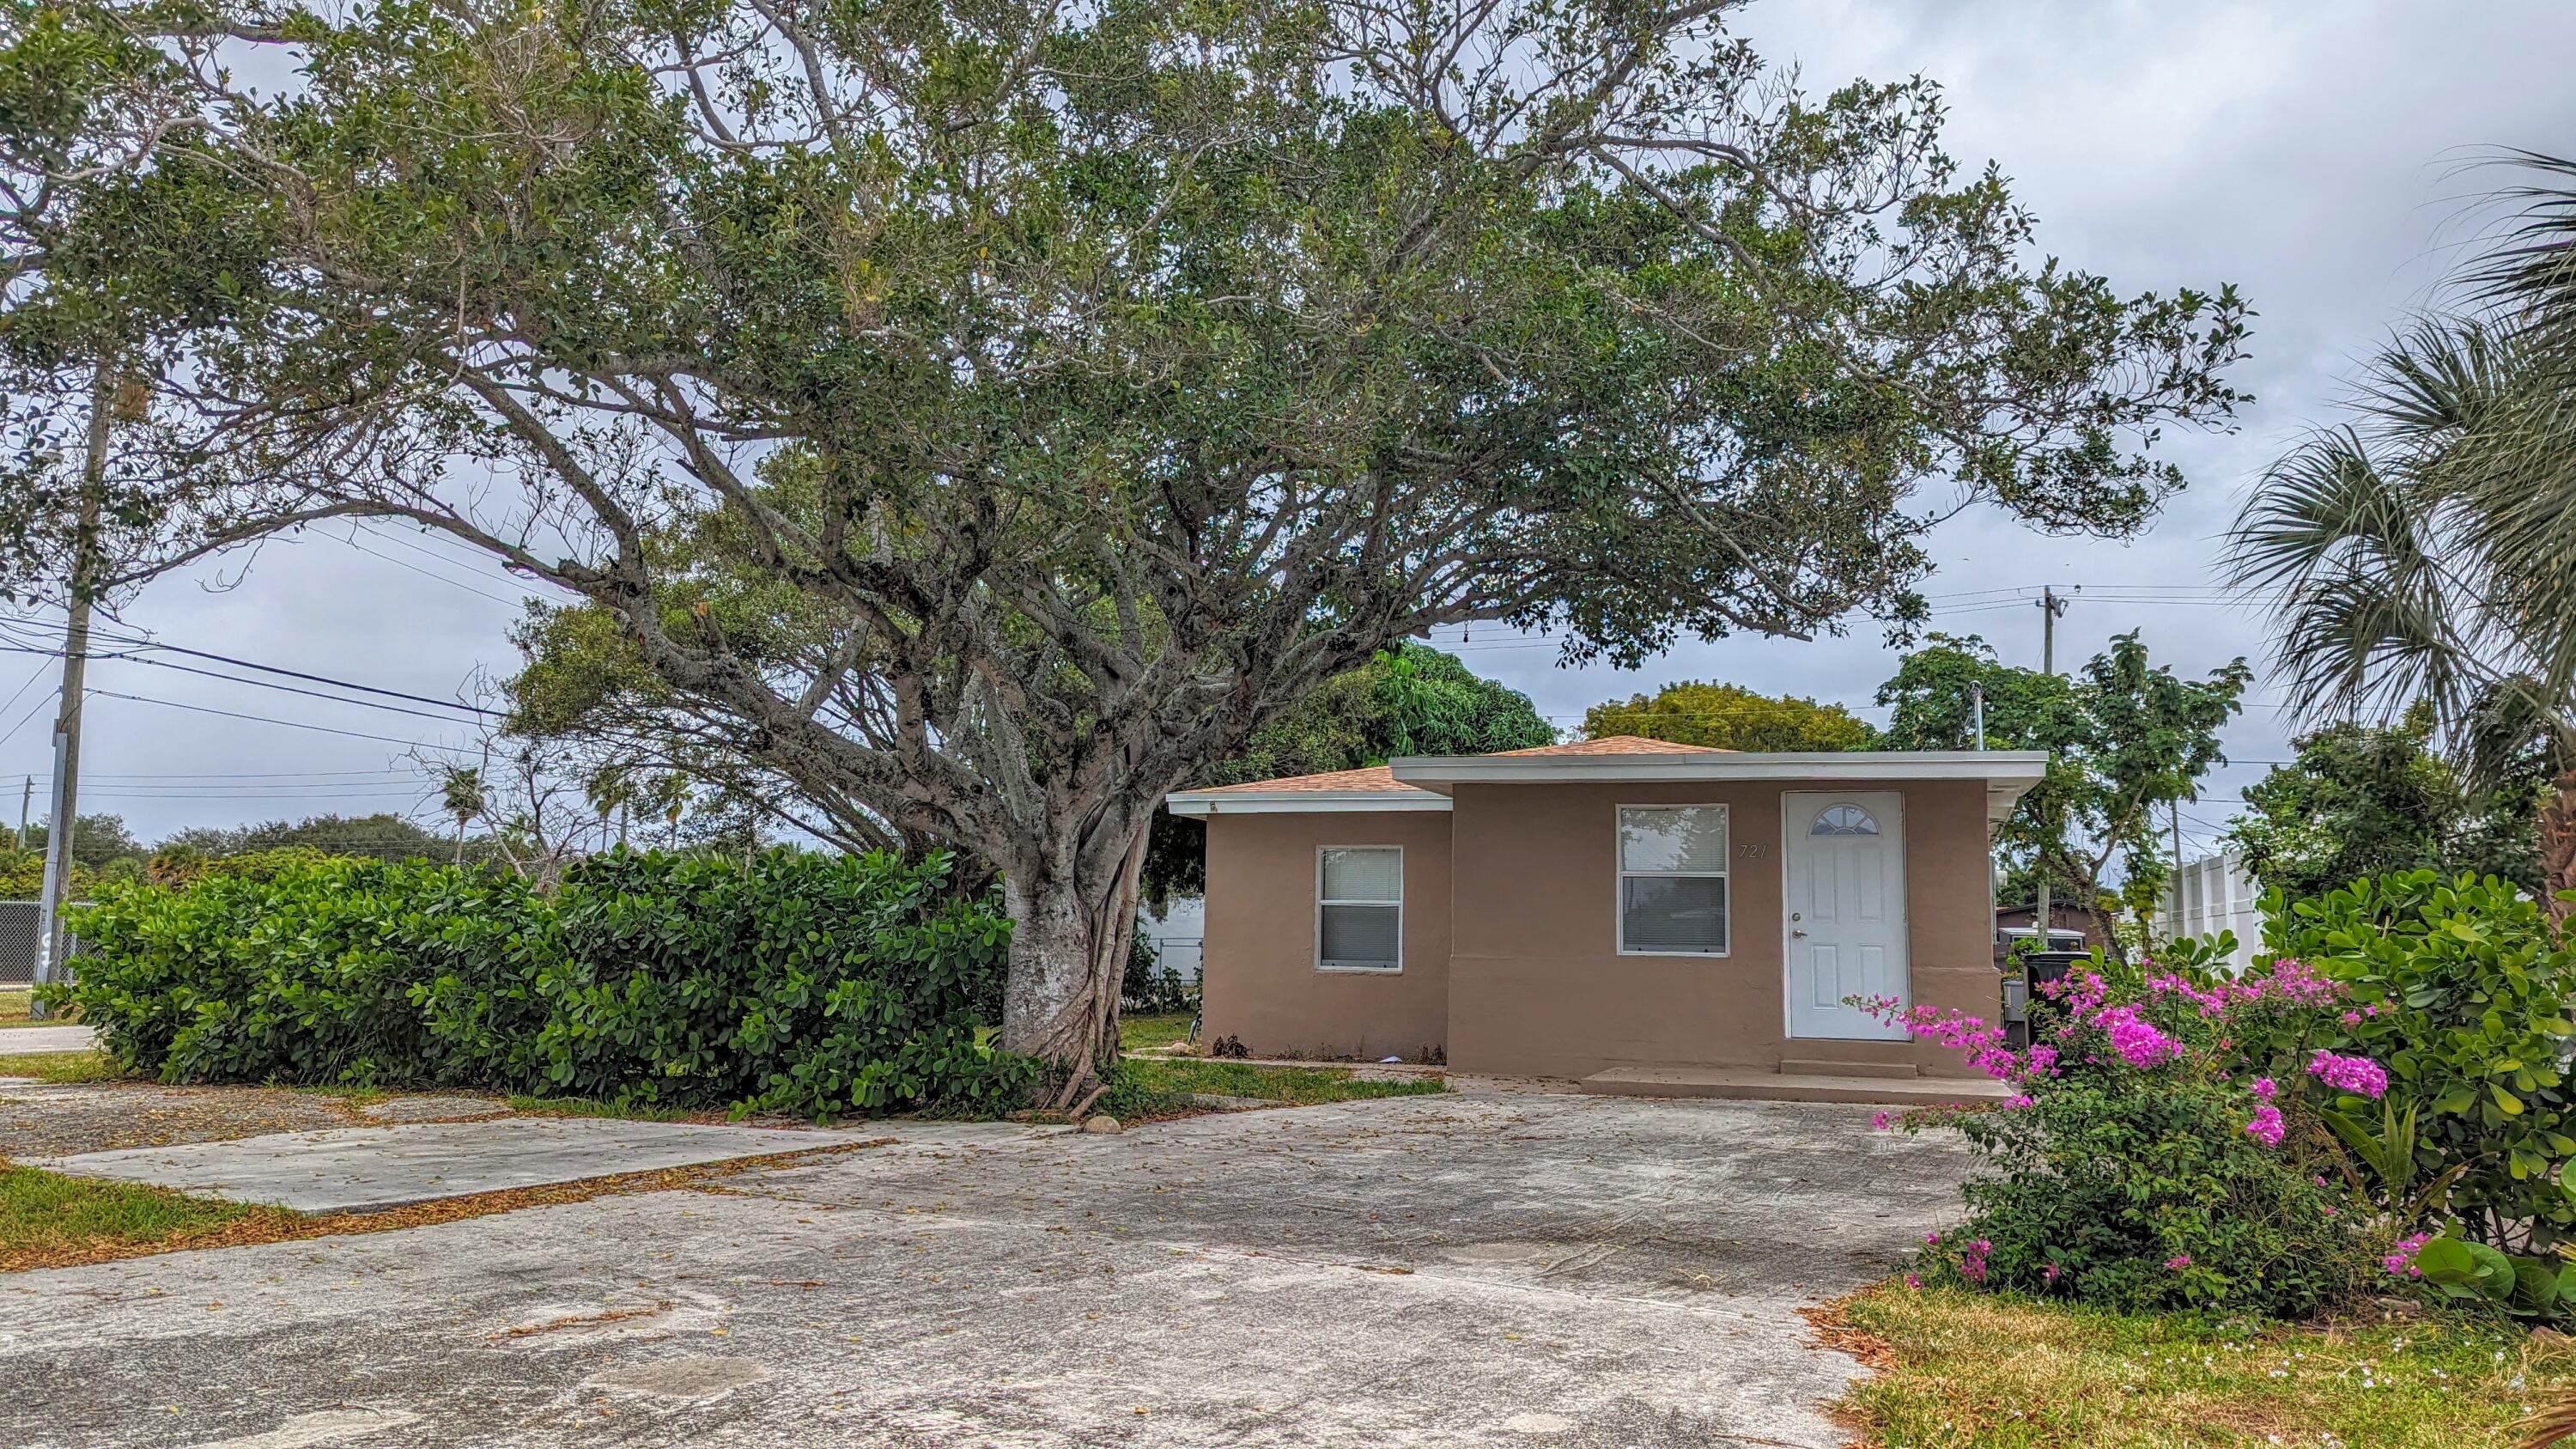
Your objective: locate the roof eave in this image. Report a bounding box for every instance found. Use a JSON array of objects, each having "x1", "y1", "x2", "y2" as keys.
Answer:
[
  {"x1": 1387, "y1": 750, "x2": 2052, "y2": 801},
  {"x1": 1163, "y1": 789, "x2": 1452, "y2": 818}
]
